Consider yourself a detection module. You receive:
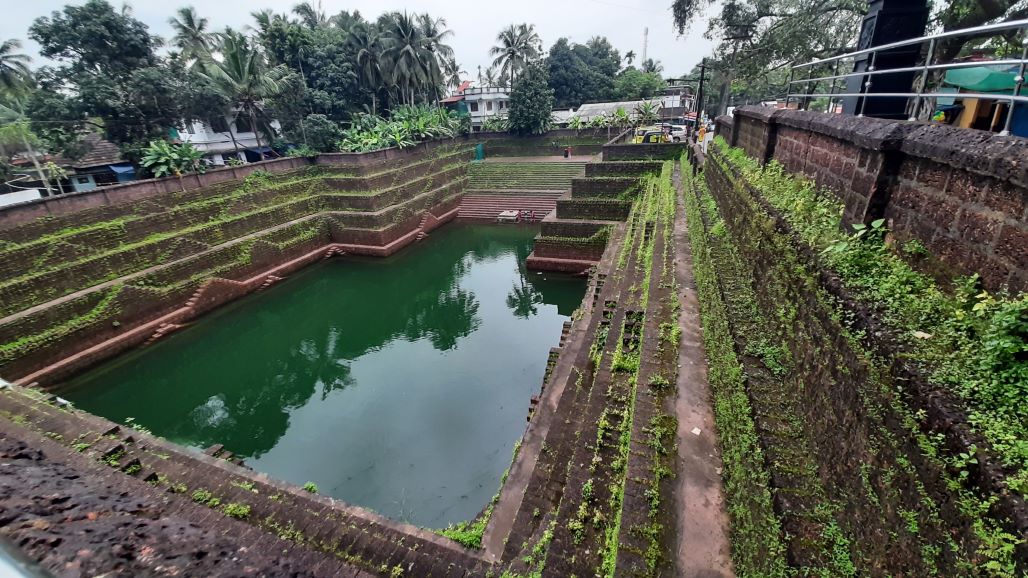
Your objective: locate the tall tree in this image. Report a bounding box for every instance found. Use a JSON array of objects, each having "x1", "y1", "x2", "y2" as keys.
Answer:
[
  {"x1": 29, "y1": 0, "x2": 217, "y2": 156},
  {"x1": 546, "y1": 37, "x2": 617, "y2": 108},
  {"x1": 30, "y1": 0, "x2": 157, "y2": 77},
  {"x1": 490, "y1": 23, "x2": 542, "y2": 88},
  {"x1": 417, "y1": 14, "x2": 454, "y2": 101},
  {"x1": 443, "y1": 57, "x2": 465, "y2": 90},
  {"x1": 199, "y1": 29, "x2": 290, "y2": 159},
  {"x1": 292, "y1": 1, "x2": 327, "y2": 29},
  {"x1": 641, "y1": 58, "x2": 663, "y2": 75},
  {"x1": 507, "y1": 62, "x2": 554, "y2": 135},
  {"x1": 624, "y1": 50, "x2": 637, "y2": 66},
  {"x1": 671, "y1": 0, "x2": 864, "y2": 103},
  {"x1": 349, "y1": 21, "x2": 385, "y2": 115},
  {"x1": 0, "y1": 40, "x2": 31, "y2": 92},
  {"x1": 169, "y1": 6, "x2": 212, "y2": 64},
  {"x1": 614, "y1": 67, "x2": 666, "y2": 100},
  {"x1": 378, "y1": 11, "x2": 448, "y2": 106}
]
